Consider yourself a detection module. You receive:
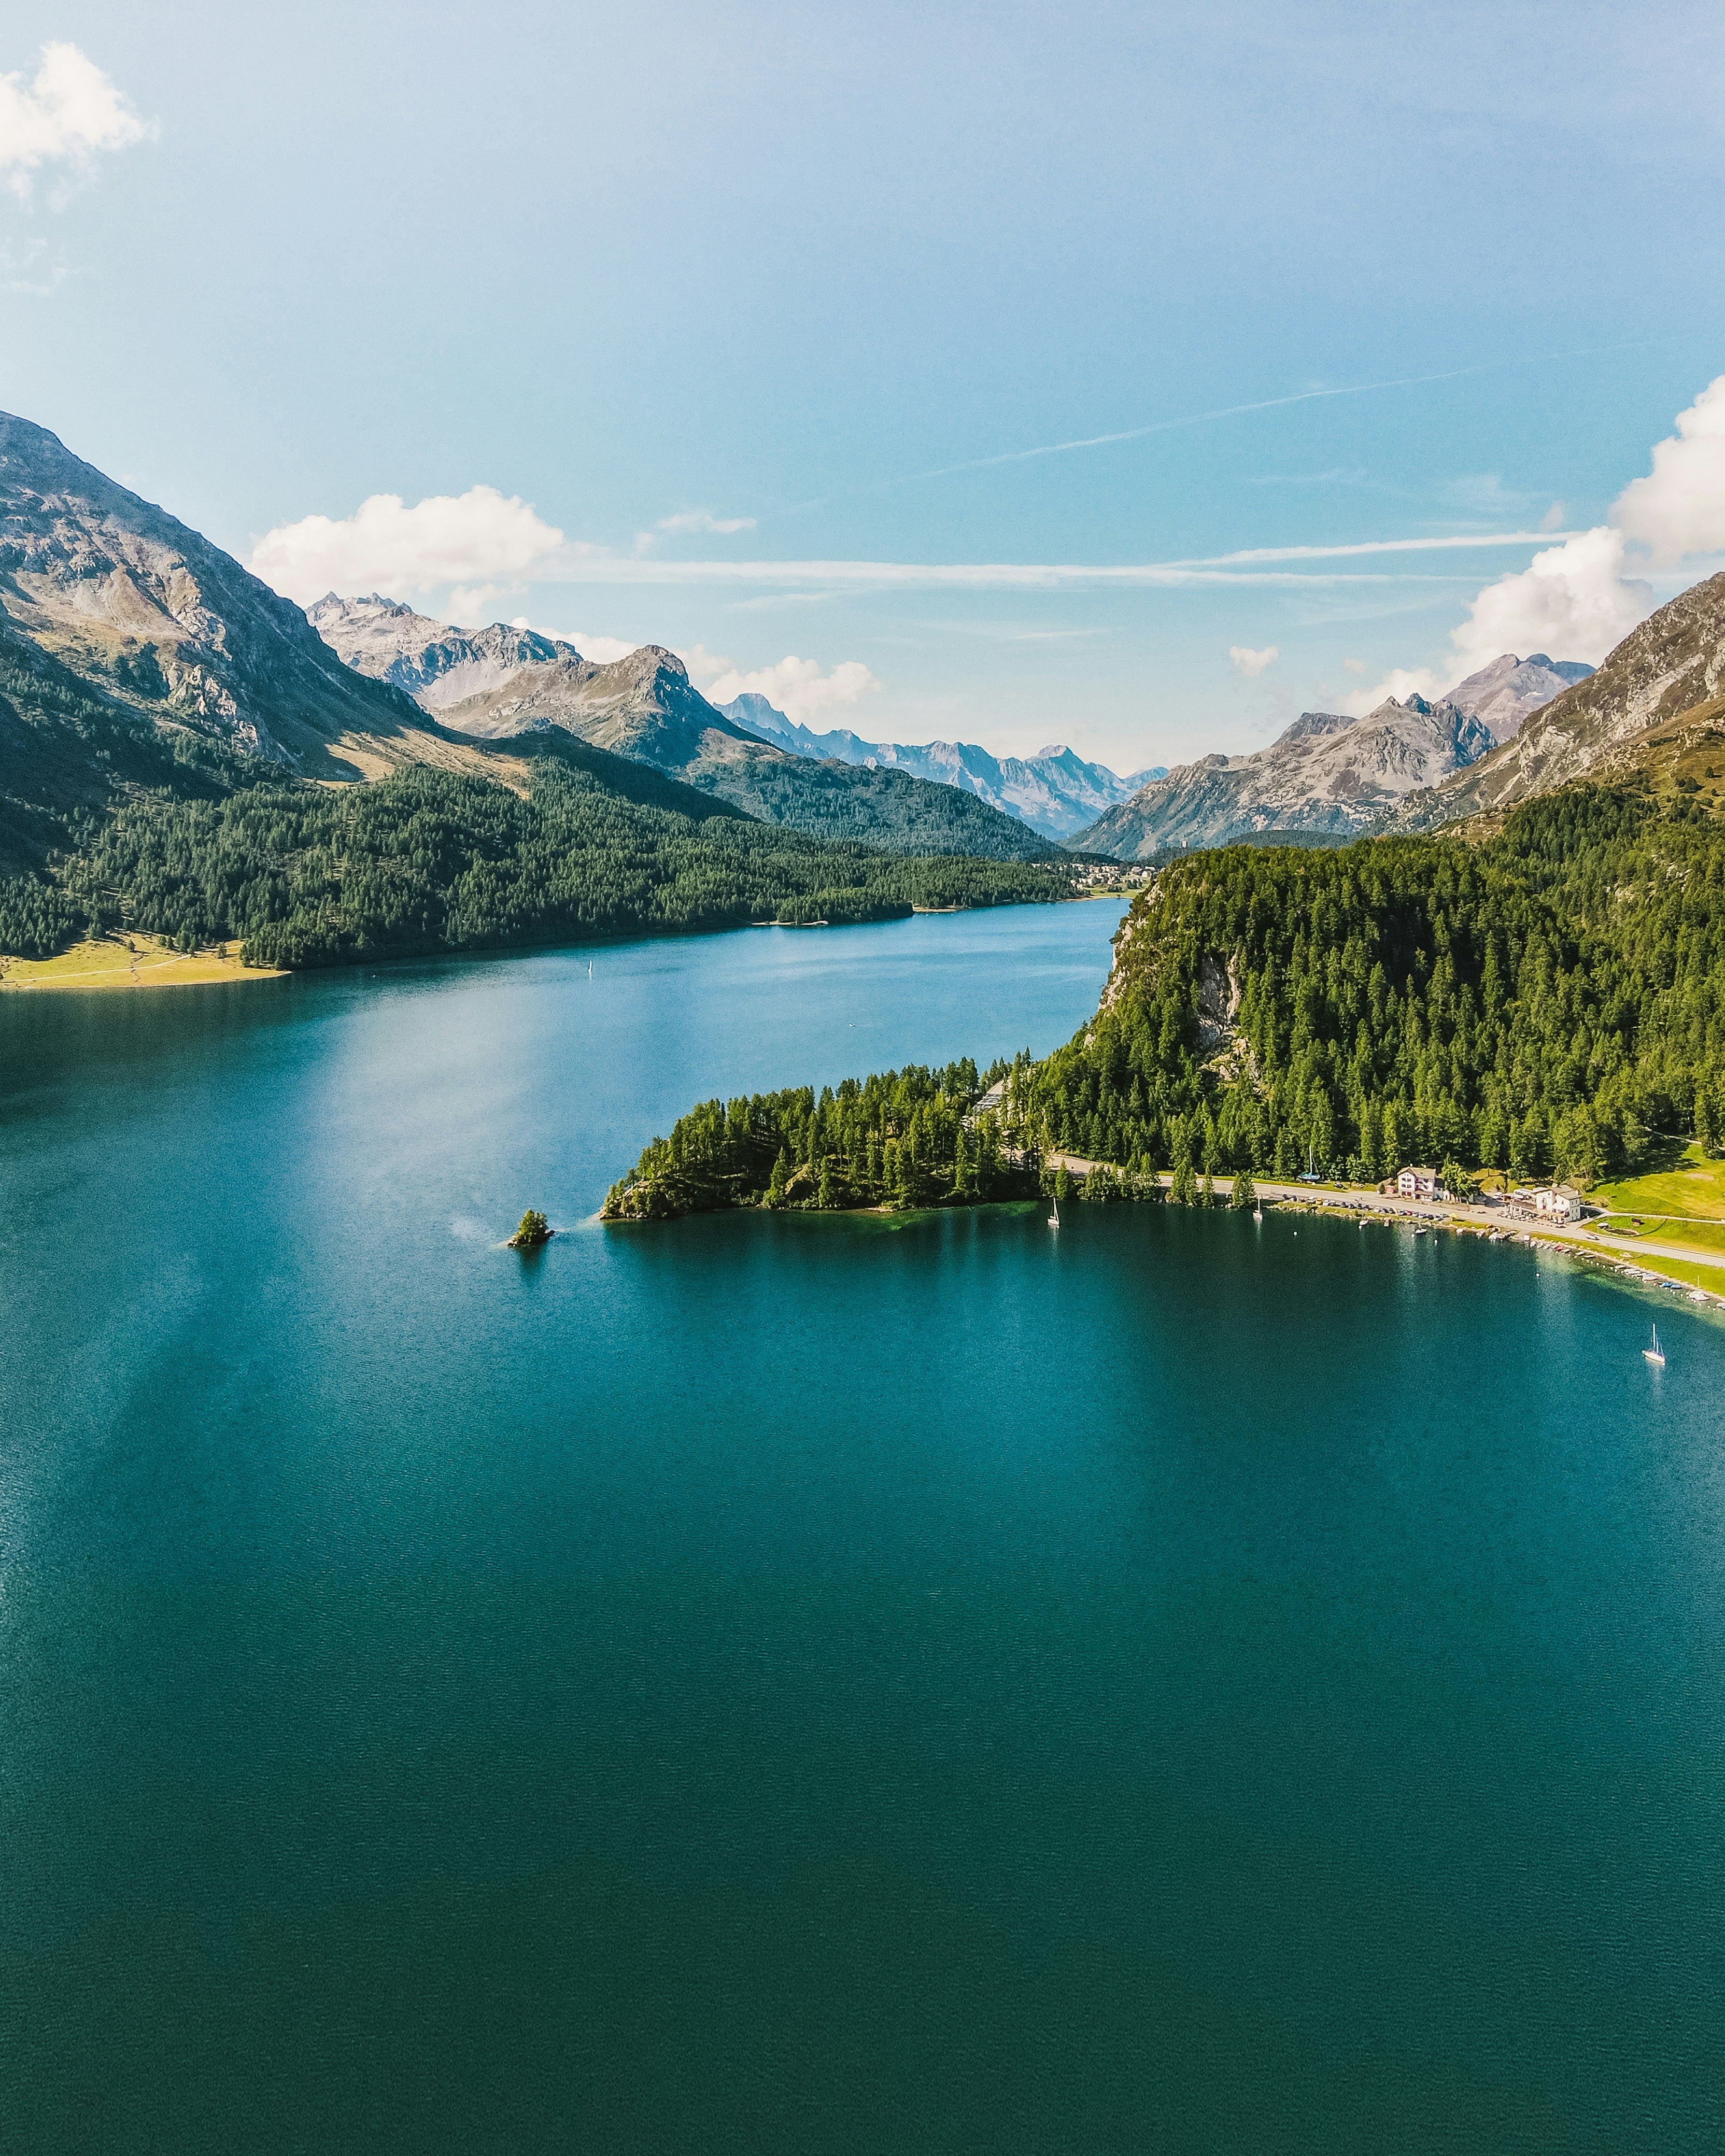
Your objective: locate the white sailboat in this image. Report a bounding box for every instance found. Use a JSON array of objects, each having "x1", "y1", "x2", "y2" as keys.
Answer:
[
  {"x1": 1644, "y1": 1323, "x2": 1666, "y2": 1367},
  {"x1": 1048, "y1": 1192, "x2": 1061, "y2": 1230}
]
